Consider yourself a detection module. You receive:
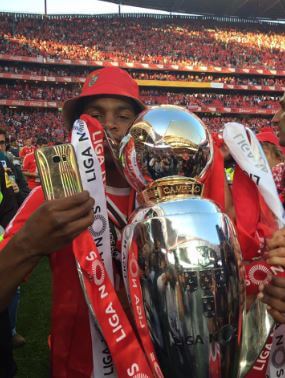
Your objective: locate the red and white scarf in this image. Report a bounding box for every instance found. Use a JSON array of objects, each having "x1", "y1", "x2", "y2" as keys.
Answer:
[{"x1": 71, "y1": 114, "x2": 154, "y2": 378}]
